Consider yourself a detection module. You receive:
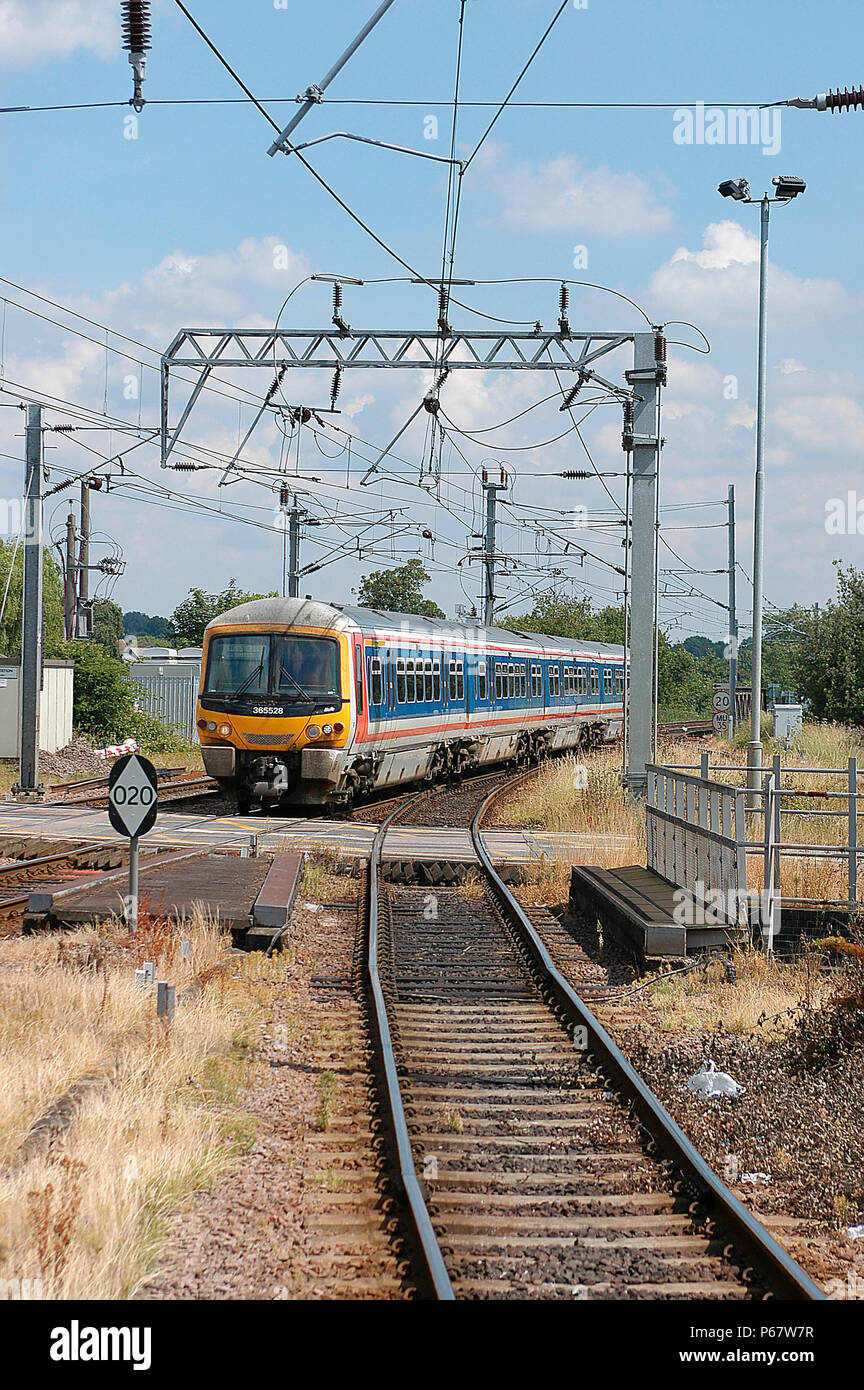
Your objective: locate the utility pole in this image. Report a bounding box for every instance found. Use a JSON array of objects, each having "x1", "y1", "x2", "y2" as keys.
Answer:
[
  {"x1": 288, "y1": 496, "x2": 304, "y2": 599},
  {"x1": 748, "y1": 193, "x2": 770, "y2": 797},
  {"x1": 727, "y1": 483, "x2": 738, "y2": 740},
  {"x1": 79, "y1": 480, "x2": 90, "y2": 621},
  {"x1": 17, "y1": 404, "x2": 44, "y2": 796},
  {"x1": 64, "y1": 509, "x2": 77, "y2": 641},
  {"x1": 481, "y1": 467, "x2": 507, "y2": 627},
  {"x1": 623, "y1": 330, "x2": 666, "y2": 798}
]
